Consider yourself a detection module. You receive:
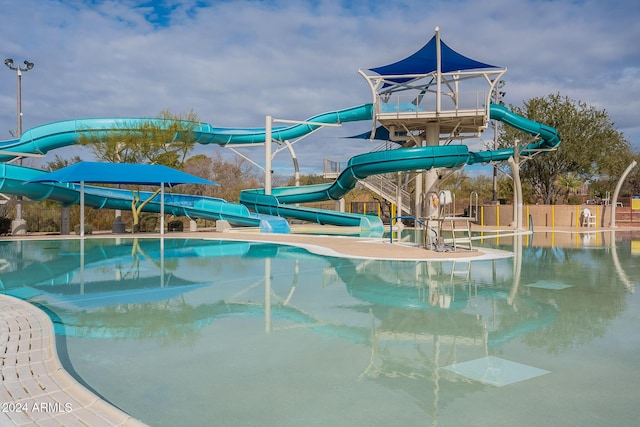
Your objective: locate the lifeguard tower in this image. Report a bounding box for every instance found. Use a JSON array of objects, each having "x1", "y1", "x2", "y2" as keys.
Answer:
[{"x1": 358, "y1": 27, "x2": 507, "y2": 223}]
